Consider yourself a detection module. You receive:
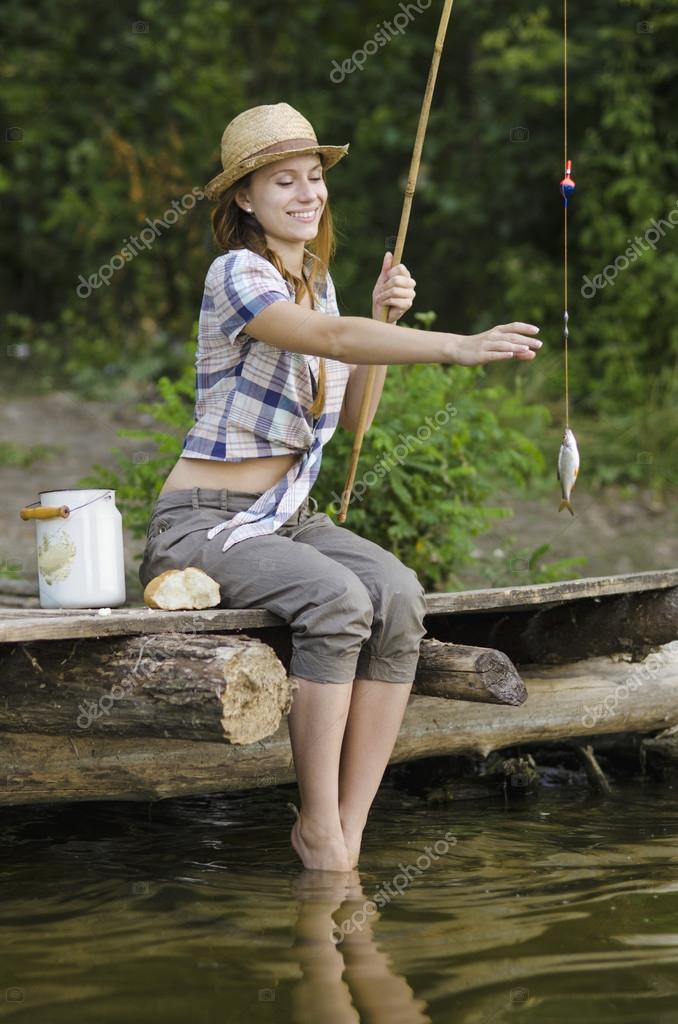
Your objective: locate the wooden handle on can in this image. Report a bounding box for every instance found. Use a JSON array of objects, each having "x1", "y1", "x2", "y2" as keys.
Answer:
[{"x1": 19, "y1": 505, "x2": 70, "y2": 520}]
